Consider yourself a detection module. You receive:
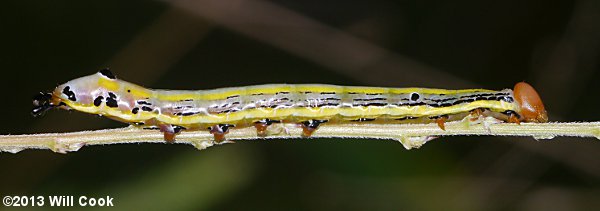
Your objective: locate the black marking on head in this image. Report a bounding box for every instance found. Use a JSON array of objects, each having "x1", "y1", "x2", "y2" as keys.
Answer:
[
  {"x1": 62, "y1": 86, "x2": 77, "y2": 101},
  {"x1": 132, "y1": 107, "x2": 139, "y2": 114},
  {"x1": 106, "y1": 97, "x2": 118, "y2": 108},
  {"x1": 141, "y1": 106, "x2": 153, "y2": 112},
  {"x1": 32, "y1": 92, "x2": 52, "y2": 107},
  {"x1": 108, "y1": 92, "x2": 117, "y2": 99},
  {"x1": 31, "y1": 92, "x2": 55, "y2": 117},
  {"x1": 93, "y1": 96, "x2": 104, "y2": 107},
  {"x1": 127, "y1": 89, "x2": 131, "y2": 93},
  {"x1": 99, "y1": 68, "x2": 116, "y2": 79},
  {"x1": 410, "y1": 93, "x2": 420, "y2": 101}
]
